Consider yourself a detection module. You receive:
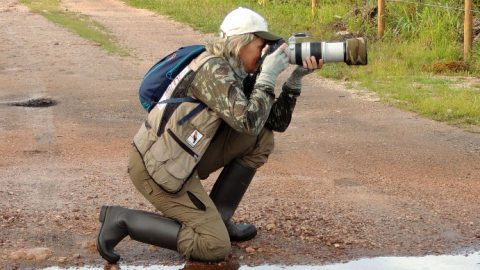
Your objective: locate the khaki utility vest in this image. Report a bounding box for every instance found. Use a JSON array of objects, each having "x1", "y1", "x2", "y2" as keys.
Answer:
[{"x1": 133, "y1": 52, "x2": 222, "y2": 193}]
